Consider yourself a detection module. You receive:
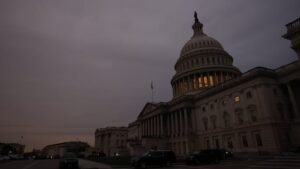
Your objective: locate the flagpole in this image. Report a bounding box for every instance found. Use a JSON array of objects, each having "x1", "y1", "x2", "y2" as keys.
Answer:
[{"x1": 151, "y1": 81, "x2": 154, "y2": 103}]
